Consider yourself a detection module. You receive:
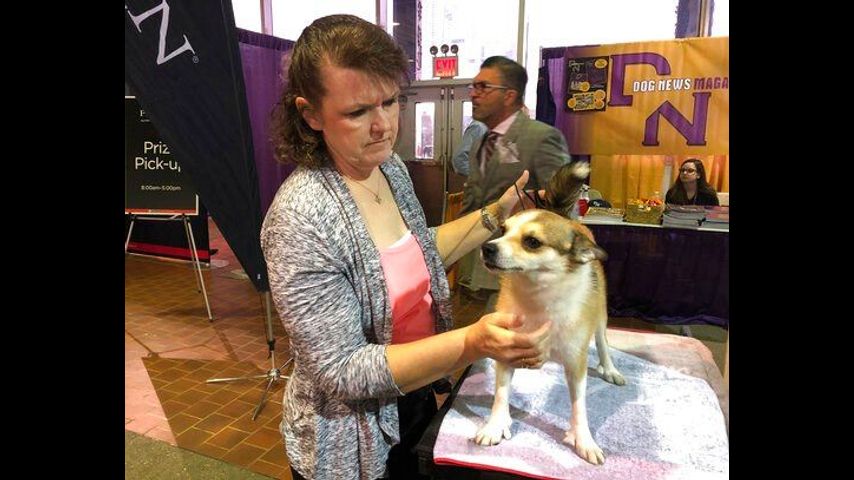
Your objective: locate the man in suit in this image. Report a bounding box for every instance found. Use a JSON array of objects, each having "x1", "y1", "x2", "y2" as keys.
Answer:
[
  {"x1": 460, "y1": 56, "x2": 569, "y2": 213},
  {"x1": 458, "y1": 56, "x2": 570, "y2": 307}
]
